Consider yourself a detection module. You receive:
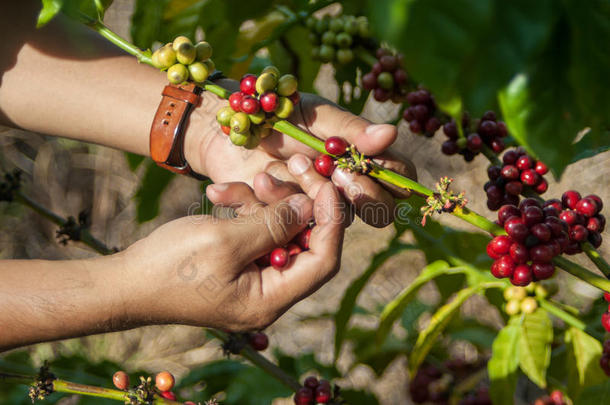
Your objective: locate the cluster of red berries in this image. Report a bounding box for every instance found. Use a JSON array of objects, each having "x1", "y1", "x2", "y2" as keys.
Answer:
[
  {"x1": 485, "y1": 148, "x2": 549, "y2": 210},
  {"x1": 601, "y1": 293, "x2": 610, "y2": 333},
  {"x1": 313, "y1": 137, "x2": 349, "y2": 177},
  {"x1": 361, "y1": 48, "x2": 409, "y2": 103},
  {"x1": 256, "y1": 226, "x2": 311, "y2": 270},
  {"x1": 294, "y1": 376, "x2": 334, "y2": 405},
  {"x1": 442, "y1": 111, "x2": 508, "y2": 161},
  {"x1": 533, "y1": 390, "x2": 567, "y2": 405},
  {"x1": 402, "y1": 89, "x2": 441, "y2": 137},
  {"x1": 487, "y1": 198, "x2": 569, "y2": 286},
  {"x1": 112, "y1": 370, "x2": 182, "y2": 402},
  {"x1": 305, "y1": 14, "x2": 371, "y2": 65},
  {"x1": 216, "y1": 66, "x2": 299, "y2": 149},
  {"x1": 152, "y1": 36, "x2": 215, "y2": 85},
  {"x1": 557, "y1": 190, "x2": 605, "y2": 253},
  {"x1": 599, "y1": 337, "x2": 610, "y2": 375}
]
